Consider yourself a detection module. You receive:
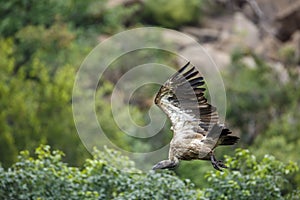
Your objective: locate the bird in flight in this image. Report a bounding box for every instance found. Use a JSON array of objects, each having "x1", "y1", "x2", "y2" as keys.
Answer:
[{"x1": 152, "y1": 62, "x2": 239, "y2": 171}]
